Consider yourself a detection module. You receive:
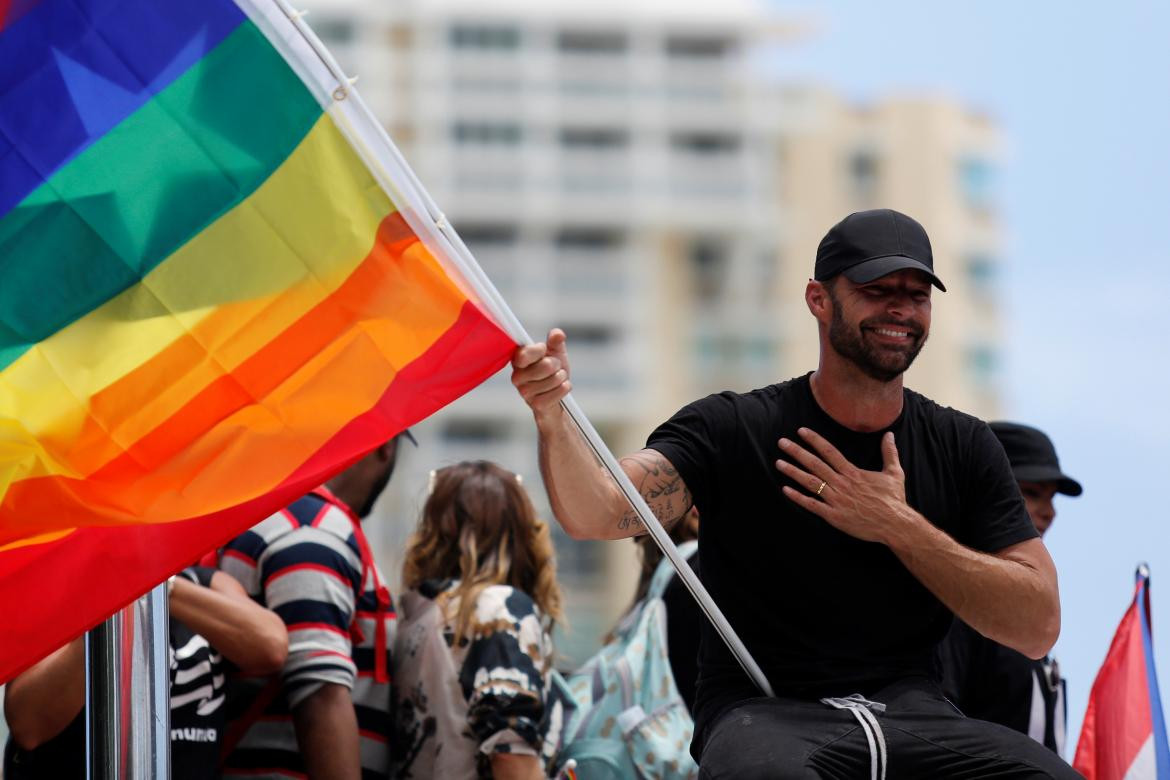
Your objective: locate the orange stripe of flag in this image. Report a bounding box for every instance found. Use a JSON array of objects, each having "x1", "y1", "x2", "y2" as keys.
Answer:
[
  {"x1": 0, "y1": 214, "x2": 462, "y2": 542},
  {"x1": 0, "y1": 299, "x2": 515, "y2": 683}
]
